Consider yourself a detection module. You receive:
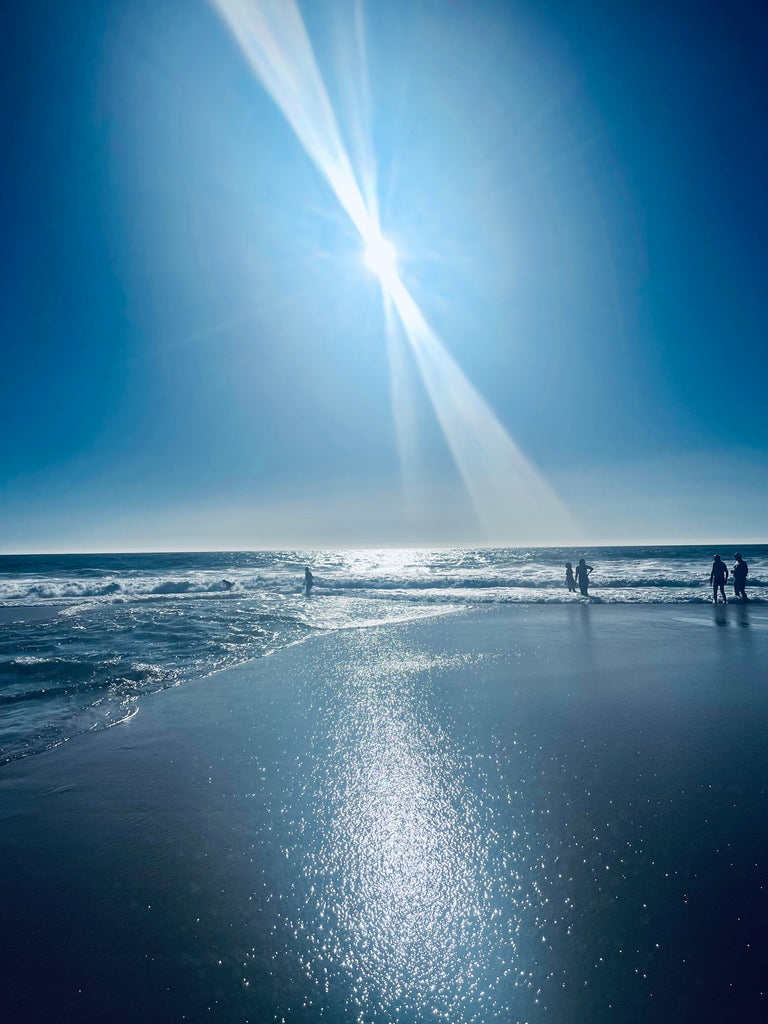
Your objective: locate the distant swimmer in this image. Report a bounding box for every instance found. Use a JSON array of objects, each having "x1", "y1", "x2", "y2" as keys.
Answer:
[
  {"x1": 565, "y1": 562, "x2": 576, "y2": 593},
  {"x1": 732, "y1": 552, "x2": 749, "y2": 601},
  {"x1": 304, "y1": 566, "x2": 314, "y2": 596},
  {"x1": 709, "y1": 554, "x2": 728, "y2": 604},
  {"x1": 574, "y1": 558, "x2": 593, "y2": 597}
]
